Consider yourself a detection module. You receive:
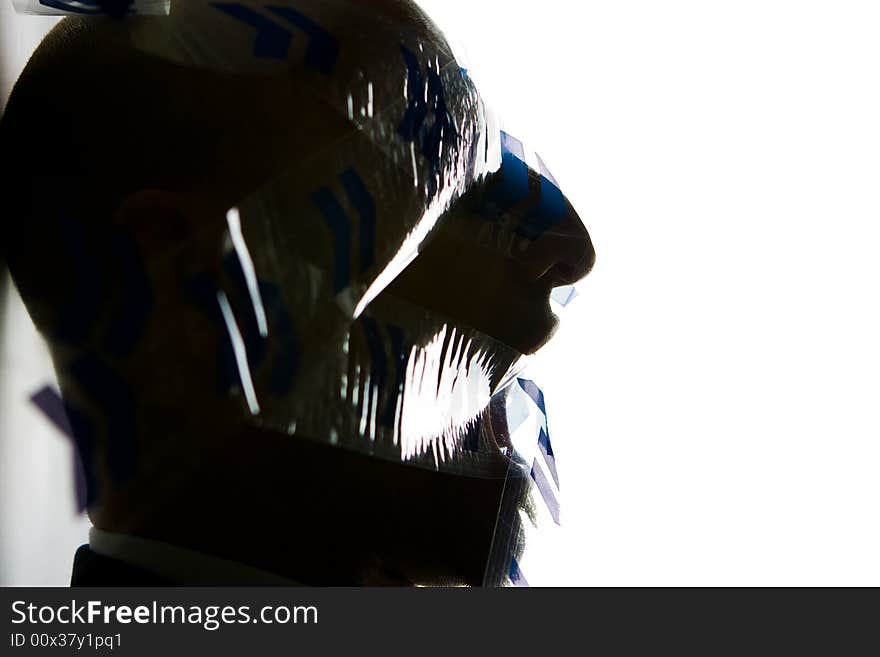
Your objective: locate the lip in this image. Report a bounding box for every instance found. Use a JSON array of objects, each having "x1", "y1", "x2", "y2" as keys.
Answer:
[
  {"x1": 510, "y1": 293, "x2": 560, "y2": 354},
  {"x1": 537, "y1": 266, "x2": 575, "y2": 289},
  {"x1": 512, "y1": 275, "x2": 556, "y2": 308}
]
